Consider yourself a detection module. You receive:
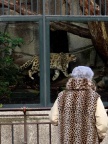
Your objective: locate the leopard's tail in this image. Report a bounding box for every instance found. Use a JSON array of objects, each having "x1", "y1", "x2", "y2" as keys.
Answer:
[{"x1": 19, "y1": 56, "x2": 35, "y2": 71}]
